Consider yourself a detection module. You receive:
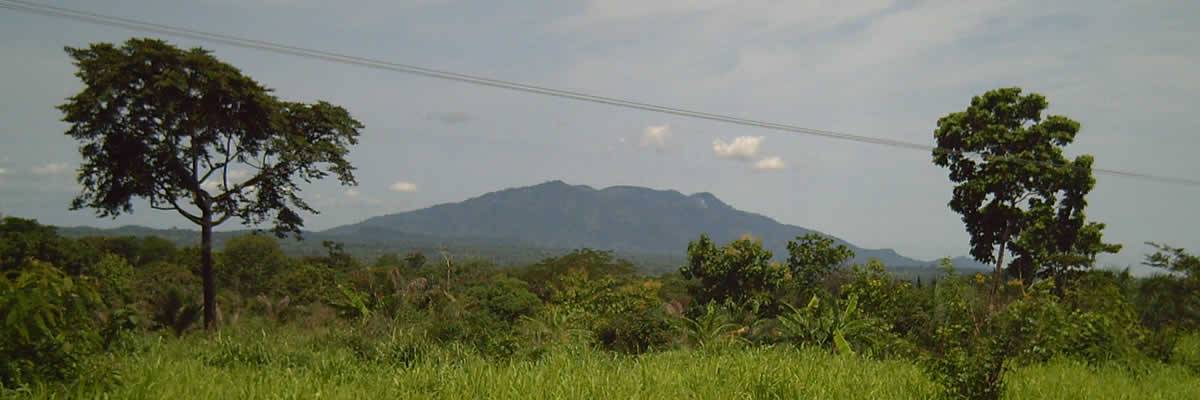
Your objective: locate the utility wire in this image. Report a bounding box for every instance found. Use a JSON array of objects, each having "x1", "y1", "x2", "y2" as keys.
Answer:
[{"x1": 2, "y1": 0, "x2": 1198, "y2": 187}]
